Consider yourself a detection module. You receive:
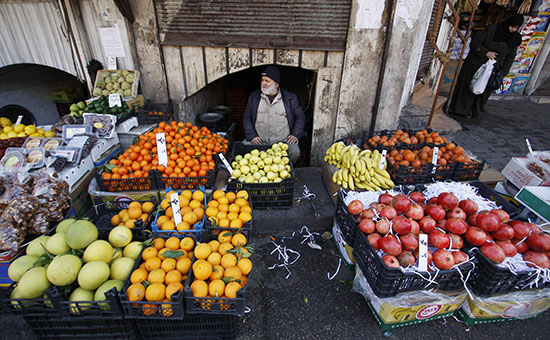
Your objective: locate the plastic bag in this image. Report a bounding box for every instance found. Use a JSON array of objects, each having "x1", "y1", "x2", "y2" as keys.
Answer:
[
  {"x1": 0, "y1": 194, "x2": 40, "y2": 252},
  {"x1": 466, "y1": 288, "x2": 550, "y2": 319},
  {"x1": 470, "y1": 59, "x2": 497, "y2": 95}
]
